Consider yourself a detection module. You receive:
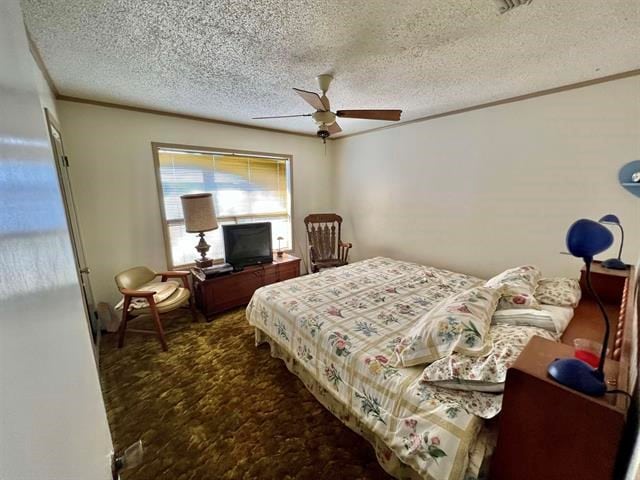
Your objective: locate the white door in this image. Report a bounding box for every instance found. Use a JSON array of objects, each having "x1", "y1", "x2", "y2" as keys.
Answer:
[
  {"x1": 45, "y1": 110, "x2": 101, "y2": 361},
  {"x1": 0, "y1": 1, "x2": 114, "y2": 479}
]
